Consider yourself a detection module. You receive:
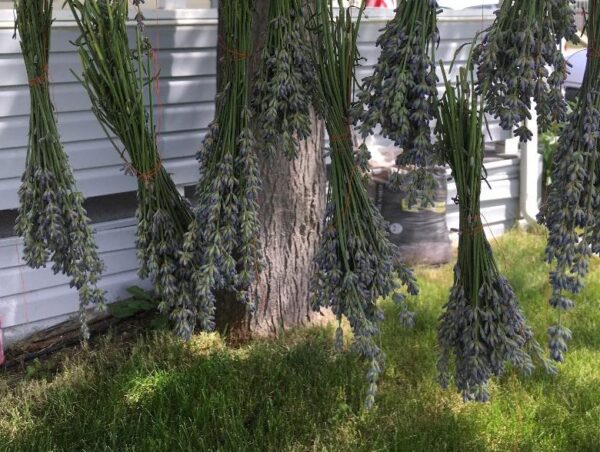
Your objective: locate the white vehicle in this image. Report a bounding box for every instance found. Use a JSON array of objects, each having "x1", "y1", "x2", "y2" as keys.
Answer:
[{"x1": 565, "y1": 49, "x2": 586, "y2": 102}]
